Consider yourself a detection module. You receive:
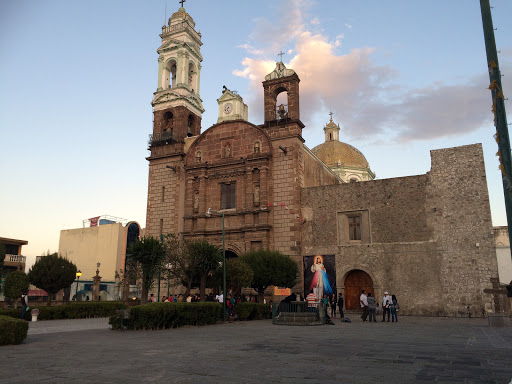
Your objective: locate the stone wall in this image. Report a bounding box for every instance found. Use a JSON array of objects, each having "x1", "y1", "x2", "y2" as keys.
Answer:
[{"x1": 301, "y1": 143, "x2": 499, "y2": 316}]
